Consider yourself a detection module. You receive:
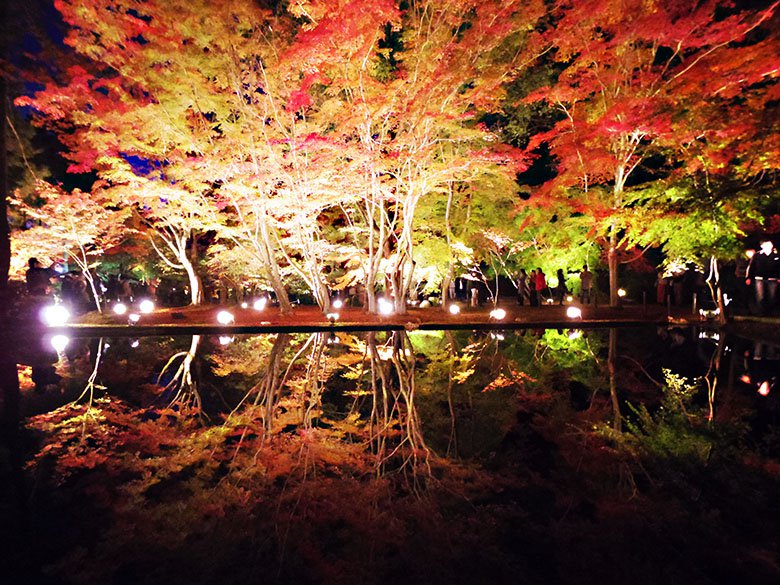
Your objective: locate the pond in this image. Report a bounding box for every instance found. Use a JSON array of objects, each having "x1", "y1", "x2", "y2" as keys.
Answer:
[{"x1": 3, "y1": 326, "x2": 780, "y2": 585}]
